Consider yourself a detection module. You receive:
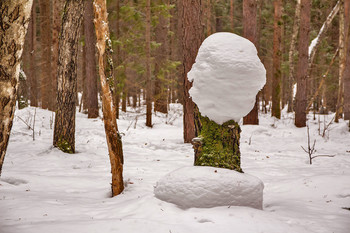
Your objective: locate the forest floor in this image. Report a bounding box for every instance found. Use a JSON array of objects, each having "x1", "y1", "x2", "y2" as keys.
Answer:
[{"x1": 0, "y1": 104, "x2": 349, "y2": 233}]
